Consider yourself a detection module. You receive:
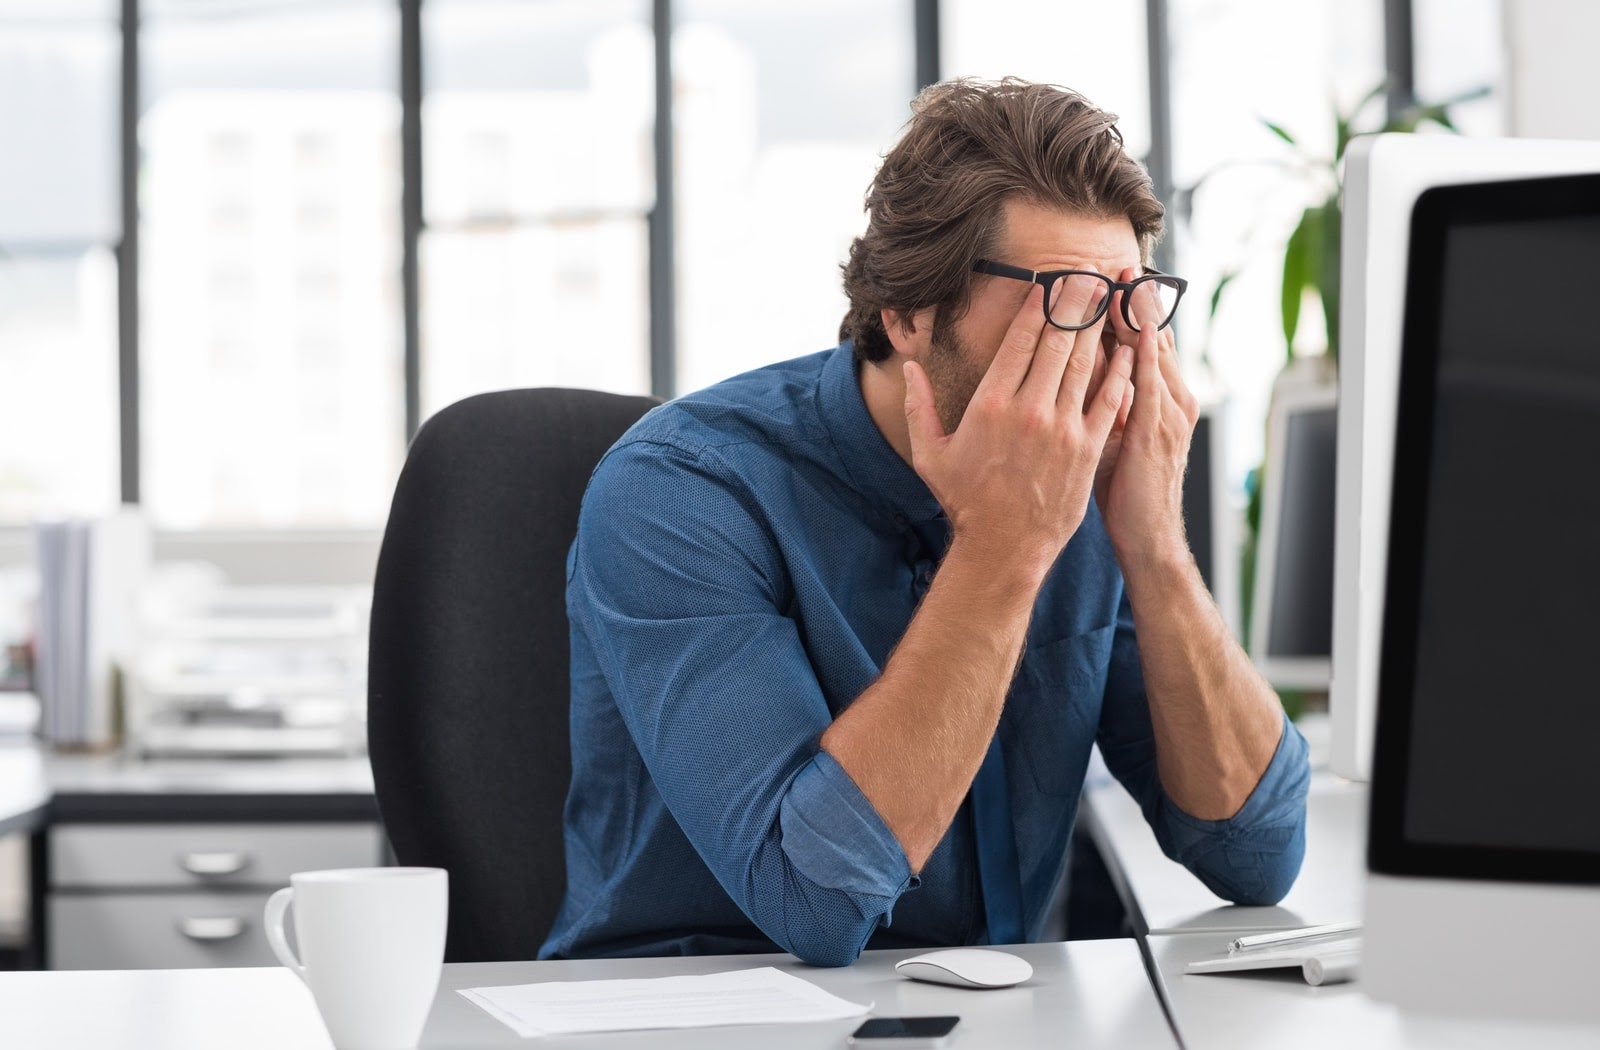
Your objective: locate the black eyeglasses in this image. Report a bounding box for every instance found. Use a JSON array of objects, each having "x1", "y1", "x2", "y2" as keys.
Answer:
[{"x1": 972, "y1": 259, "x2": 1188, "y2": 333}]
